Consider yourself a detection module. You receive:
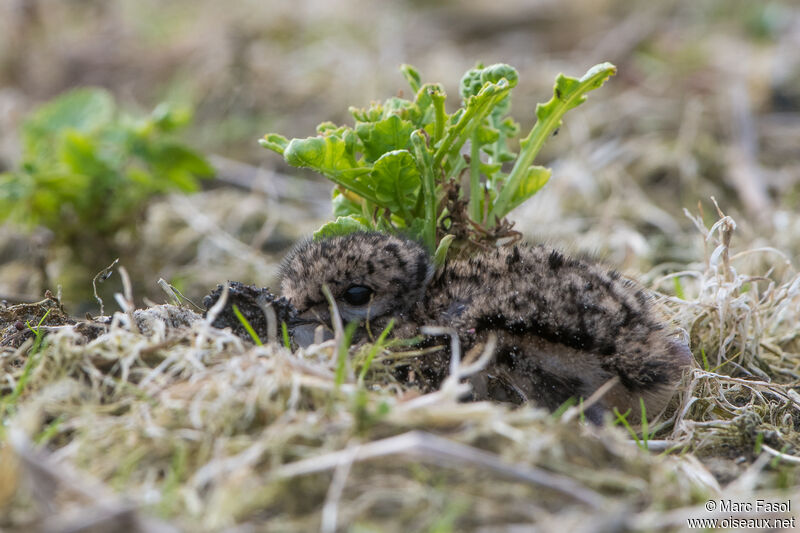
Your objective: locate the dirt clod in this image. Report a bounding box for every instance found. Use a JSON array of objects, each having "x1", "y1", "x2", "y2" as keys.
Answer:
[
  {"x1": 0, "y1": 295, "x2": 73, "y2": 348},
  {"x1": 203, "y1": 281, "x2": 296, "y2": 343}
]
